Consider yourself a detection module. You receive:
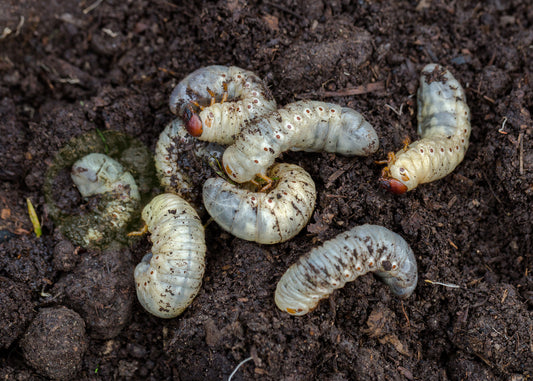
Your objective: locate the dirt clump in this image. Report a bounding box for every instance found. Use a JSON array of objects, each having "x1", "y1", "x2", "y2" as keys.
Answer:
[
  {"x1": 52, "y1": 238, "x2": 79, "y2": 272},
  {"x1": 54, "y1": 244, "x2": 135, "y2": 339},
  {"x1": 451, "y1": 283, "x2": 533, "y2": 375},
  {"x1": 20, "y1": 306, "x2": 87, "y2": 380},
  {"x1": 0, "y1": 276, "x2": 35, "y2": 349}
]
